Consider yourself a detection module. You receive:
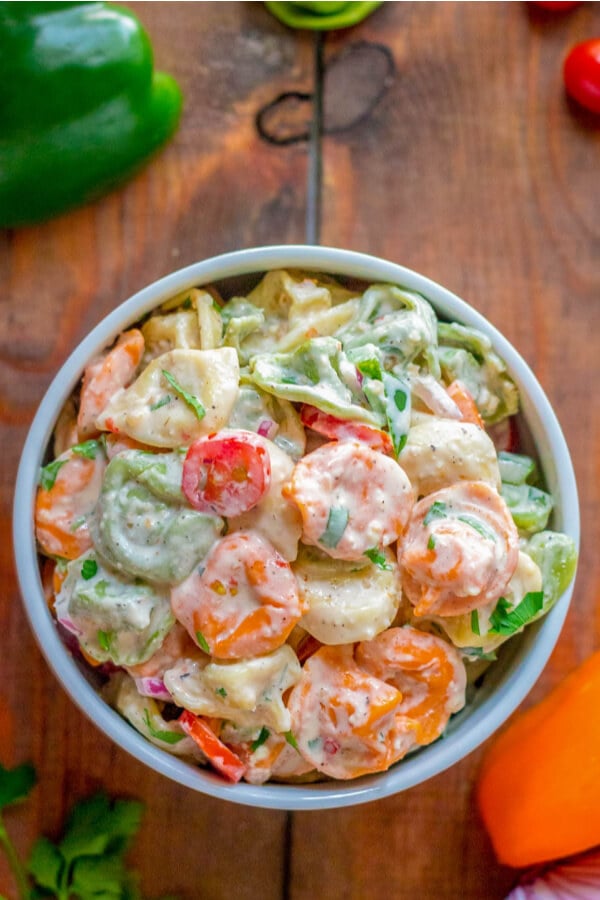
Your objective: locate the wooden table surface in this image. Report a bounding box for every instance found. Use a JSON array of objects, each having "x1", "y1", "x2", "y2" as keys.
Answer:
[{"x1": 1, "y1": 2, "x2": 599, "y2": 898}]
